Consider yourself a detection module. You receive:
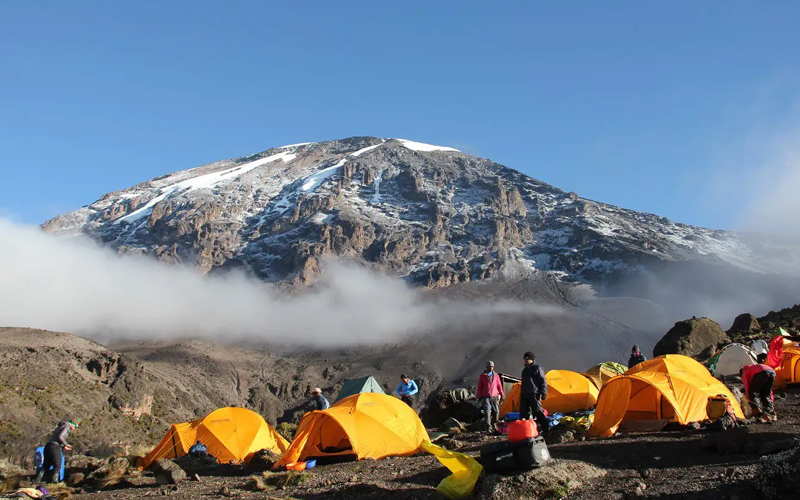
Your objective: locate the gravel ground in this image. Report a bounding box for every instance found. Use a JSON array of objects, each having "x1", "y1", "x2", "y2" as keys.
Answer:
[{"x1": 61, "y1": 386, "x2": 800, "y2": 500}]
